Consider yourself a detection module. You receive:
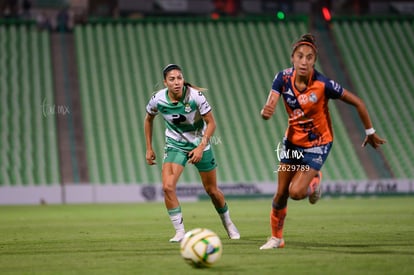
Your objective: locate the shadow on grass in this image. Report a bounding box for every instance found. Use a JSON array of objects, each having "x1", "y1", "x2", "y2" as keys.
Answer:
[{"x1": 289, "y1": 241, "x2": 414, "y2": 255}]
